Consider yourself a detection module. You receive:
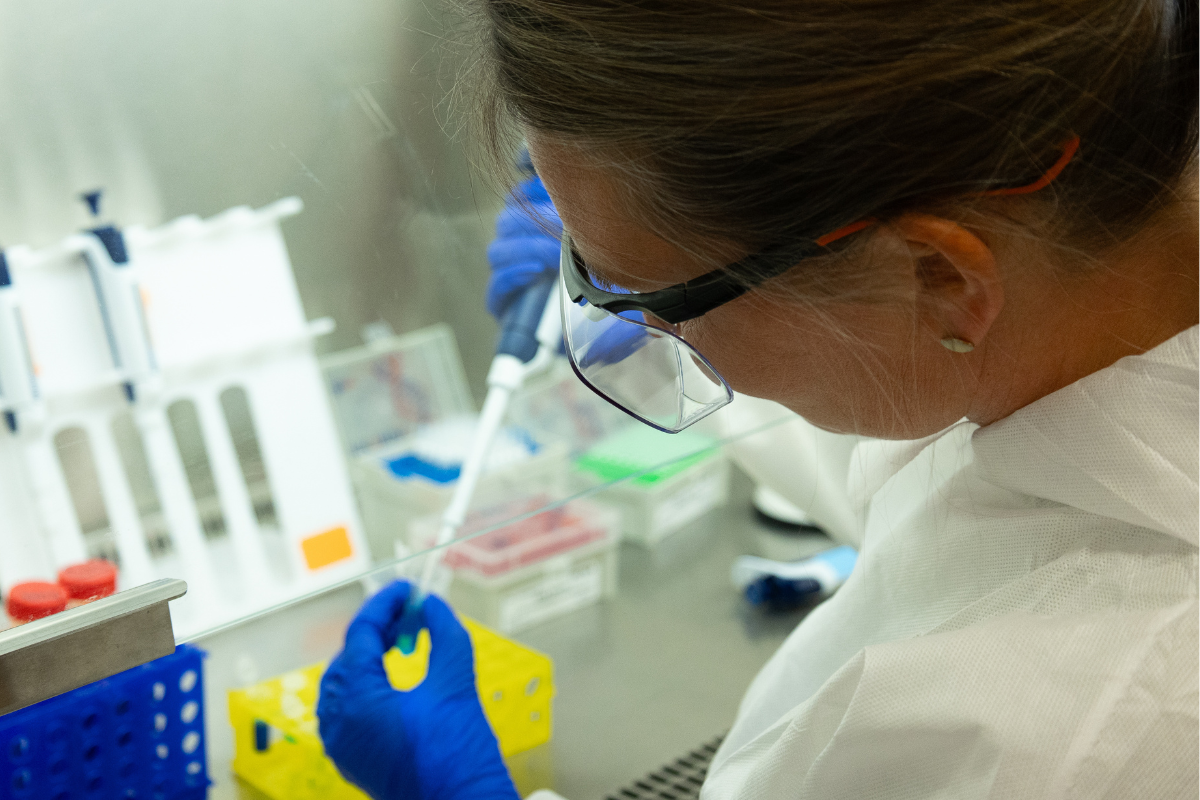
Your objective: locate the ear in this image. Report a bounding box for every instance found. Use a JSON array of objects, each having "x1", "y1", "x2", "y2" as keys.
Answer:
[{"x1": 891, "y1": 213, "x2": 1003, "y2": 350}]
